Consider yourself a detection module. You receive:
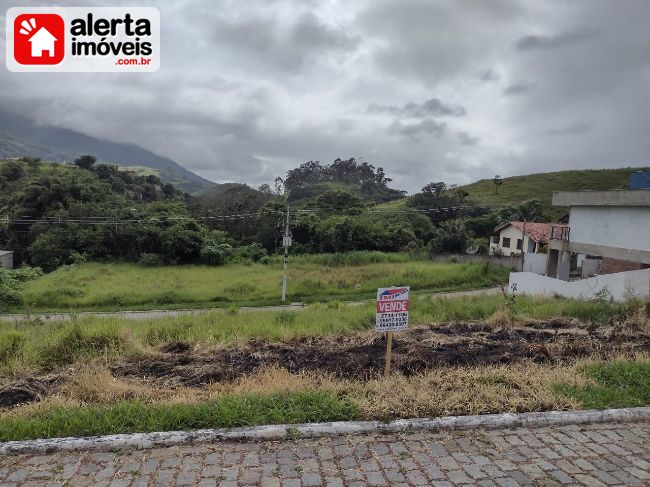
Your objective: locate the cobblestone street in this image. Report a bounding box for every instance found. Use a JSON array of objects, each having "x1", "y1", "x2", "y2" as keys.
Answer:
[{"x1": 1, "y1": 421, "x2": 648, "y2": 486}]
